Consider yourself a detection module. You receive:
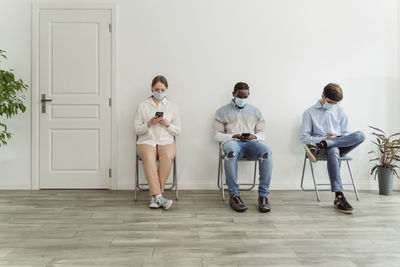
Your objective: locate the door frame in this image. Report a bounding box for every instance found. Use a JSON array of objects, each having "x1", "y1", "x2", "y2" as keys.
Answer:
[{"x1": 31, "y1": 3, "x2": 118, "y2": 190}]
